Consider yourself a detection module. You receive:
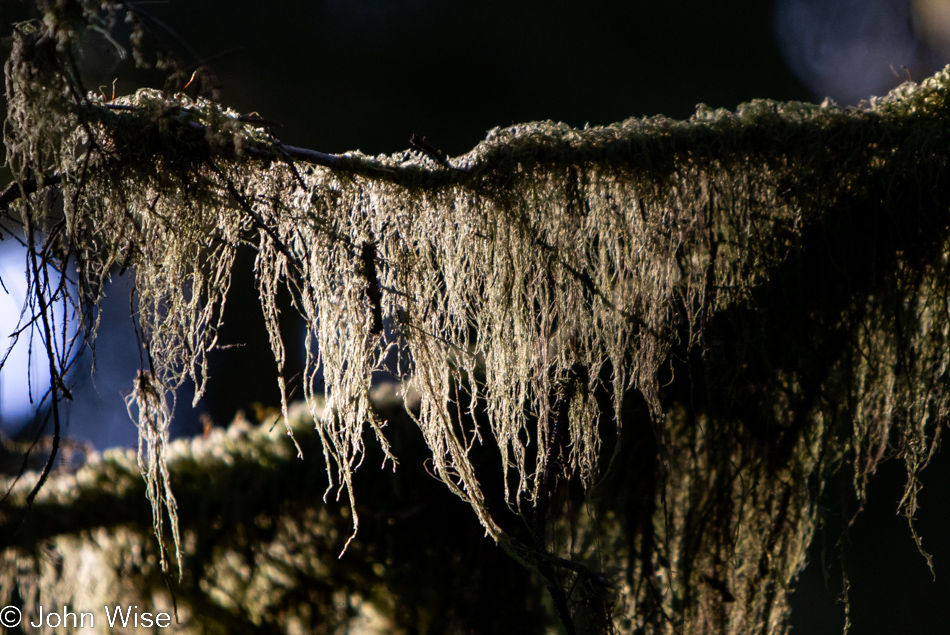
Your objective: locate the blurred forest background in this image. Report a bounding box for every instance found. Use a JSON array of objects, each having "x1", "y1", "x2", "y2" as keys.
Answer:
[{"x1": 1, "y1": 0, "x2": 950, "y2": 632}]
